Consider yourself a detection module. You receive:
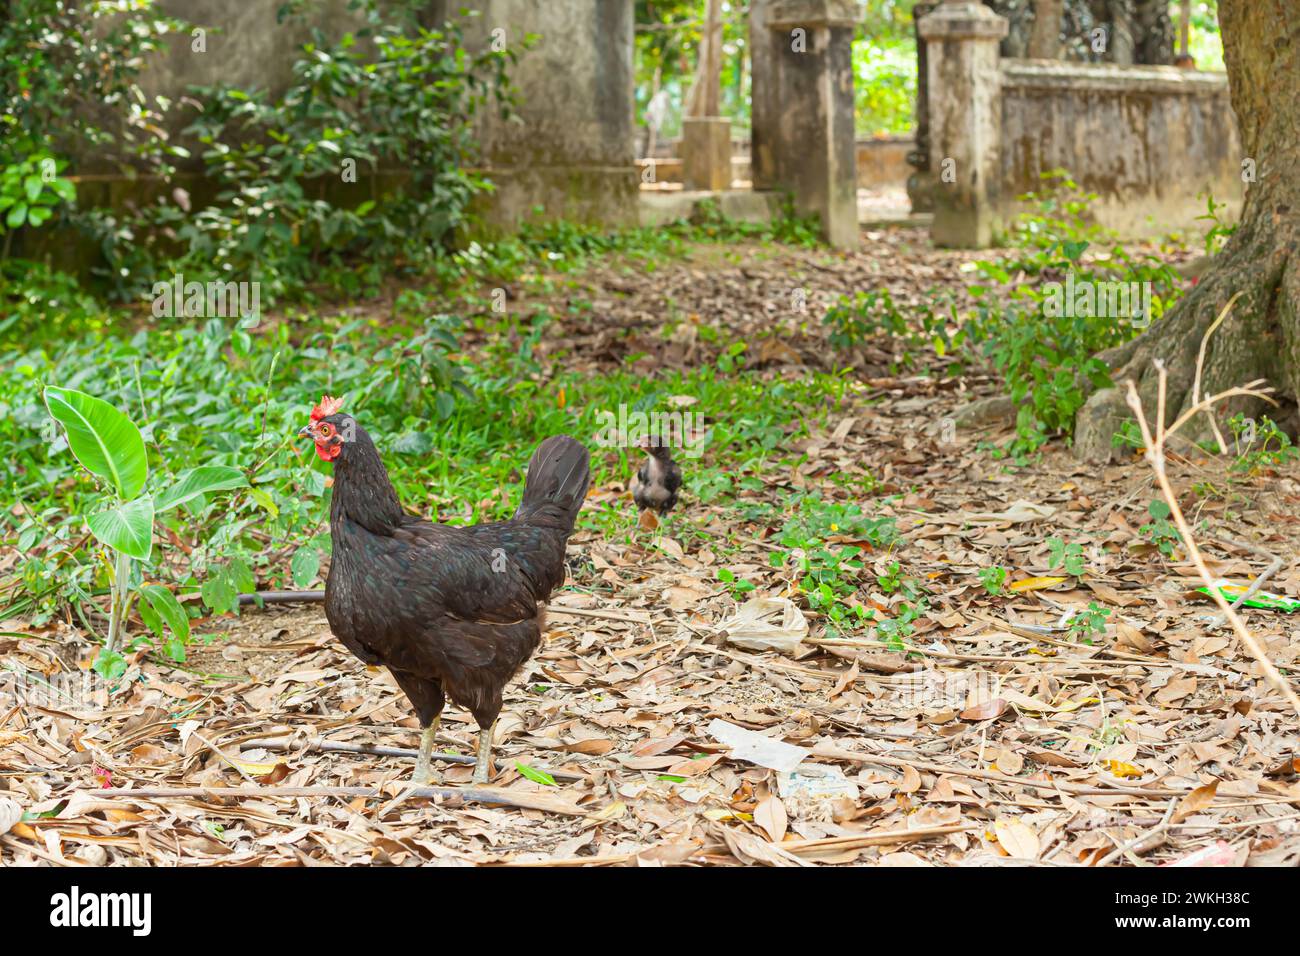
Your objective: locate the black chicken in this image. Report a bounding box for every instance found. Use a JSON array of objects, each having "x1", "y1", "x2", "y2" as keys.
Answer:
[
  {"x1": 630, "y1": 435, "x2": 682, "y2": 516},
  {"x1": 299, "y1": 396, "x2": 590, "y2": 784}
]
